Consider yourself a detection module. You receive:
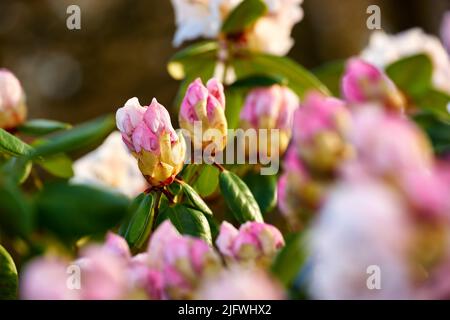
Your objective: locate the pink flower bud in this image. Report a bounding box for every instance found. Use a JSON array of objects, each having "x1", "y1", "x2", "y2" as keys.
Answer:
[
  {"x1": 0, "y1": 69, "x2": 27, "y2": 129},
  {"x1": 240, "y1": 85, "x2": 299, "y2": 155},
  {"x1": 441, "y1": 12, "x2": 450, "y2": 53},
  {"x1": 146, "y1": 221, "x2": 222, "y2": 299},
  {"x1": 116, "y1": 98, "x2": 186, "y2": 187},
  {"x1": 216, "y1": 221, "x2": 284, "y2": 266},
  {"x1": 292, "y1": 92, "x2": 351, "y2": 173},
  {"x1": 195, "y1": 265, "x2": 285, "y2": 300},
  {"x1": 21, "y1": 258, "x2": 80, "y2": 300},
  {"x1": 104, "y1": 232, "x2": 131, "y2": 260},
  {"x1": 179, "y1": 78, "x2": 227, "y2": 152},
  {"x1": 342, "y1": 58, "x2": 405, "y2": 111}
]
